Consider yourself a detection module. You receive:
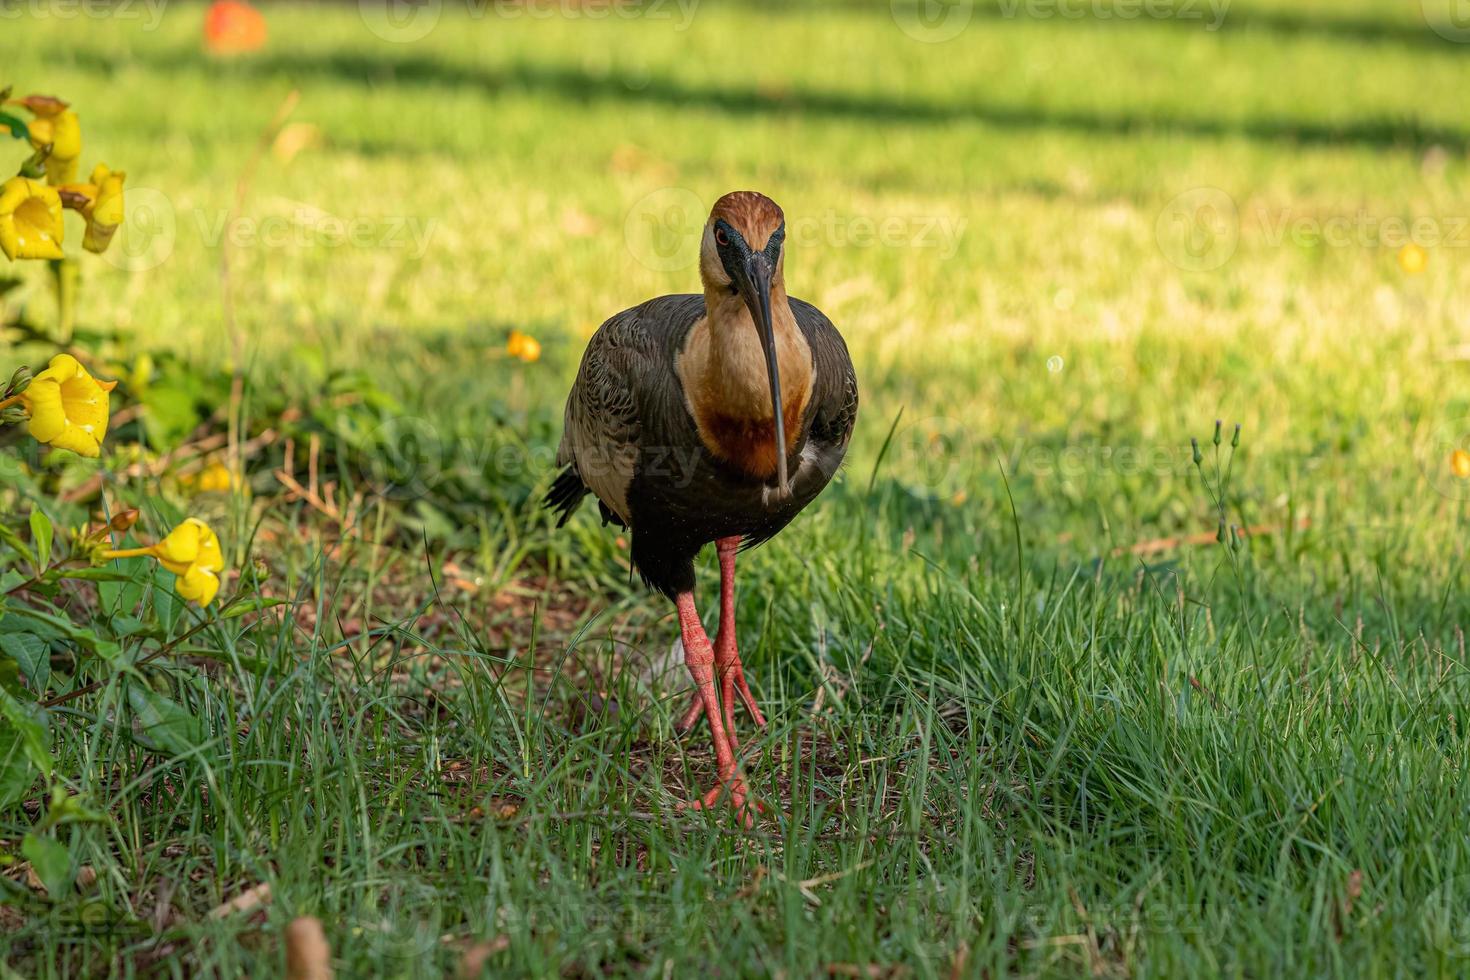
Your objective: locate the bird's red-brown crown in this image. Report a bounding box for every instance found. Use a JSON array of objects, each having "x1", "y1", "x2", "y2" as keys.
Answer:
[{"x1": 709, "y1": 191, "x2": 784, "y2": 251}]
